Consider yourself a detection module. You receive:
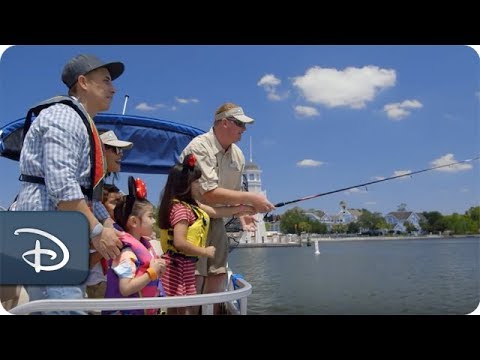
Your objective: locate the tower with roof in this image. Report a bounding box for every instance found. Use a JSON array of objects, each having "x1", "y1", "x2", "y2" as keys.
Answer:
[{"x1": 240, "y1": 137, "x2": 268, "y2": 244}]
